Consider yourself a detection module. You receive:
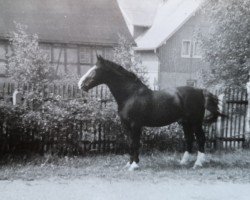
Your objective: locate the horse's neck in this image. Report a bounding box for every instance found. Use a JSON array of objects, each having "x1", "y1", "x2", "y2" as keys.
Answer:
[{"x1": 106, "y1": 77, "x2": 150, "y2": 108}]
